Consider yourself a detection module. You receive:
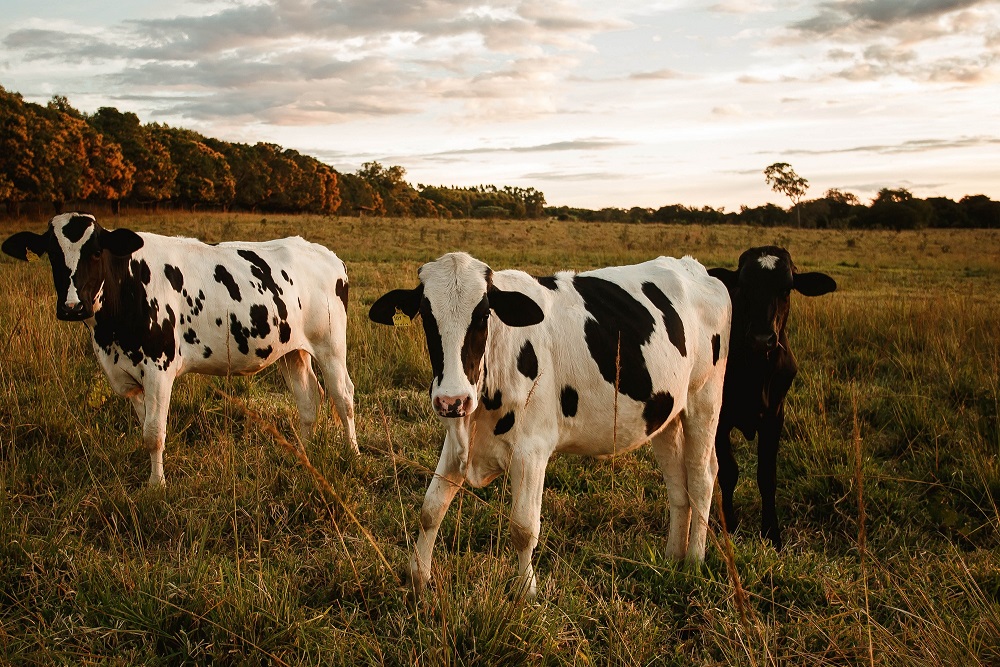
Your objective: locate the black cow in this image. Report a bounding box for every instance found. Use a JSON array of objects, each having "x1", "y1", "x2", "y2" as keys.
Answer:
[{"x1": 708, "y1": 246, "x2": 836, "y2": 548}]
